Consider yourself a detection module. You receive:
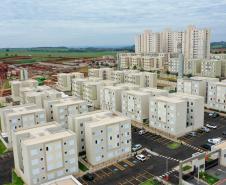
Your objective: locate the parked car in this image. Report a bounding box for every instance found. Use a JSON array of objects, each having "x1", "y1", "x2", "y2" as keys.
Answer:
[
  {"x1": 132, "y1": 144, "x2": 142, "y2": 152},
  {"x1": 206, "y1": 124, "x2": 217, "y2": 129},
  {"x1": 188, "y1": 131, "x2": 197, "y2": 137},
  {"x1": 83, "y1": 173, "x2": 95, "y2": 181},
  {"x1": 201, "y1": 143, "x2": 214, "y2": 151},
  {"x1": 139, "y1": 129, "x2": 146, "y2": 135},
  {"x1": 222, "y1": 131, "x2": 226, "y2": 136},
  {"x1": 200, "y1": 127, "x2": 210, "y2": 133},
  {"x1": 136, "y1": 154, "x2": 146, "y2": 162},
  {"x1": 209, "y1": 112, "x2": 219, "y2": 118},
  {"x1": 208, "y1": 137, "x2": 222, "y2": 145}
]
